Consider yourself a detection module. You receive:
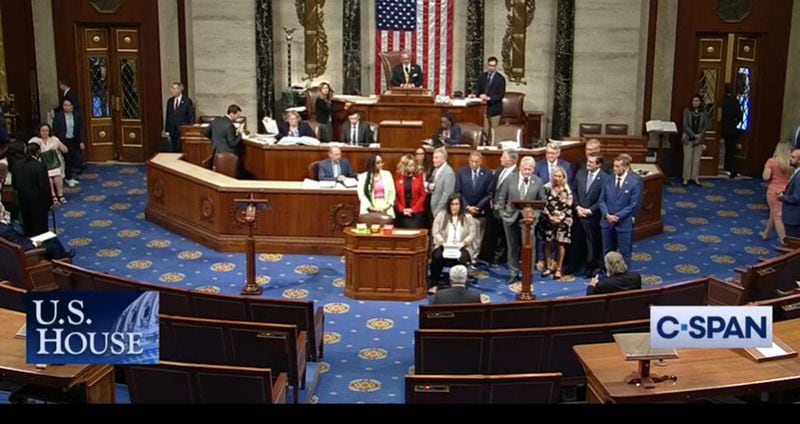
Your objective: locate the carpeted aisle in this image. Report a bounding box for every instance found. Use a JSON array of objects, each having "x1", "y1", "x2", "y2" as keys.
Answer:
[{"x1": 13, "y1": 164, "x2": 779, "y2": 403}]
